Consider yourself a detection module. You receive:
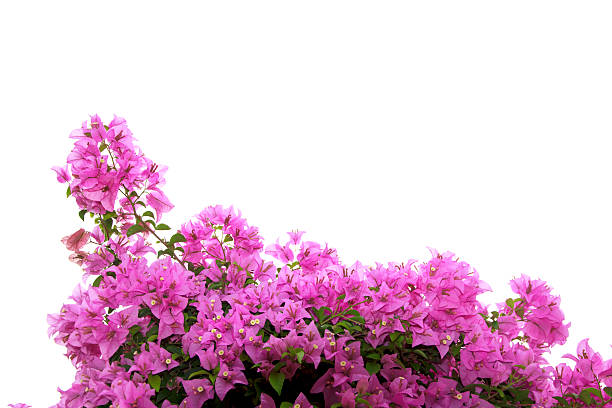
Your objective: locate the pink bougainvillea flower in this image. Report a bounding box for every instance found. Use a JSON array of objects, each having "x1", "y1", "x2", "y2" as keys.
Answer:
[
  {"x1": 112, "y1": 380, "x2": 156, "y2": 408},
  {"x1": 46, "y1": 116, "x2": 612, "y2": 408},
  {"x1": 68, "y1": 250, "x2": 88, "y2": 266},
  {"x1": 129, "y1": 235, "x2": 156, "y2": 257},
  {"x1": 258, "y1": 393, "x2": 276, "y2": 408},
  {"x1": 180, "y1": 378, "x2": 214, "y2": 408},
  {"x1": 287, "y1": 230, "x2": 305, "y2": 245},
  {"x1": 96, "y1": 324, "x2": 129, "y2": 360},
  {"x1": 215, "y1": 363, "x2": 248, "y2": 400},
  {"x1": 52, "y1": 165, "x2": 71, "y2": 183},
  {"x1": 146, "y1": 189, "x2": 174, "y2": 221},
  {"x1": 265, "y1": 239, "x2": 294, "y2": 263},
  {"x1": 90, "y1": 225, "x2": 105, "y2": 245},
  {"x1": 340, "y1": 388, "x2": 356, "y2": 408},
  {"x1": 61, "y1": 228, "x2": 90, "y2": 252}
]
